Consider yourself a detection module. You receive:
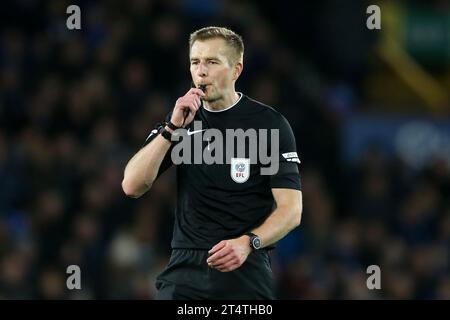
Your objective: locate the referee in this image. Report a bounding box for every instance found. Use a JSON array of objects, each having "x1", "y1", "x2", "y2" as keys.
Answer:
[{"x1": 122, "y1": 26, "x2": 303, "y2": 300}]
